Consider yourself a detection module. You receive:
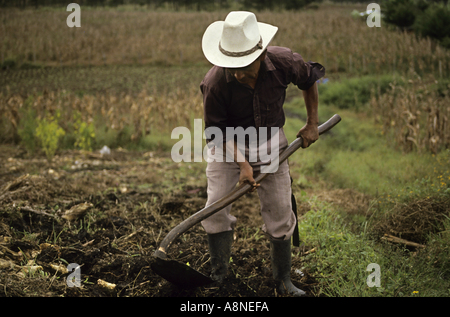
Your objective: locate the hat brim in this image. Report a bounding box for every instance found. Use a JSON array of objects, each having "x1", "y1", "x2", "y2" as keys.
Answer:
[{"x1": 202, "y1": 21, "x2": 278, "y2": 68}]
